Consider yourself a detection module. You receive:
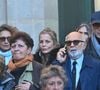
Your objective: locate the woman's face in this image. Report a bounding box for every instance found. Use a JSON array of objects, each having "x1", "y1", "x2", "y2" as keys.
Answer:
[
  {"x1": 44, "y1": 76, "x2": 64, "y2": 90},
  {"x1": 0, "y1": 30, "x2": 12, "y2": 51},
  {"x1": 39, "y1": 33, "x2": 55, "y2": 54},
  {"x1": 11, "y1": 39, "x2": 30, "y2": 60}
]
